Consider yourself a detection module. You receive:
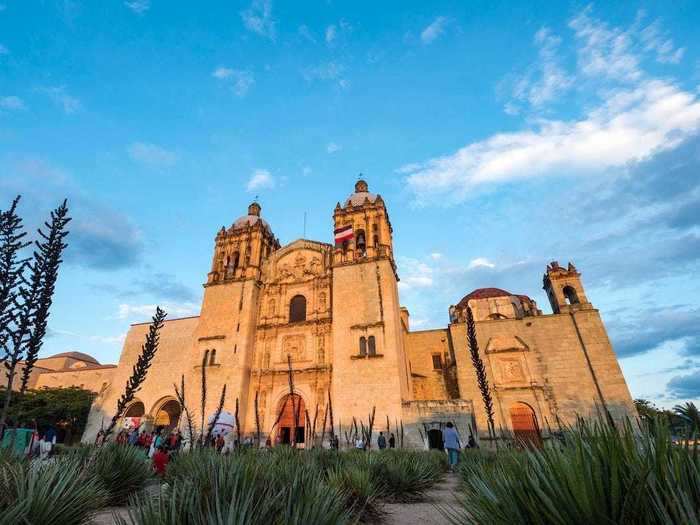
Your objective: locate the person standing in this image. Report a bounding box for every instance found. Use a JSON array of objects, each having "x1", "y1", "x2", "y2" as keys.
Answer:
[
  {"x1": 355, "y1": 436, "x2": 365, "y2": 450},
  {"x1": 152, "y1": 446, "x2": 169, "y2": 477},
  {"x1": 388, "y1": 433, "x2": 396, "y2": 449},
  {"x1": 377, "y1": 432, "x2": 387, "y2": 450},
  {"x1": 443, "y1": 422, "x2": 461, "y2": 472}
]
